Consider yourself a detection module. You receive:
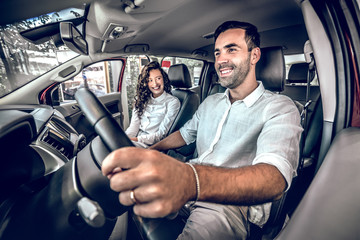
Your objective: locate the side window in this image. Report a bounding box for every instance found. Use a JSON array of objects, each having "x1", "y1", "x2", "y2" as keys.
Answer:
[
  {"x1": 123, "y1": 55, "x2": 150, "y2": 119},
  {"x1": 58, "y1": 60, "x2": 124, "y2": 102},
  {"x1": 162, "y1": 57, "x2": 204, "y2": 86}
]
